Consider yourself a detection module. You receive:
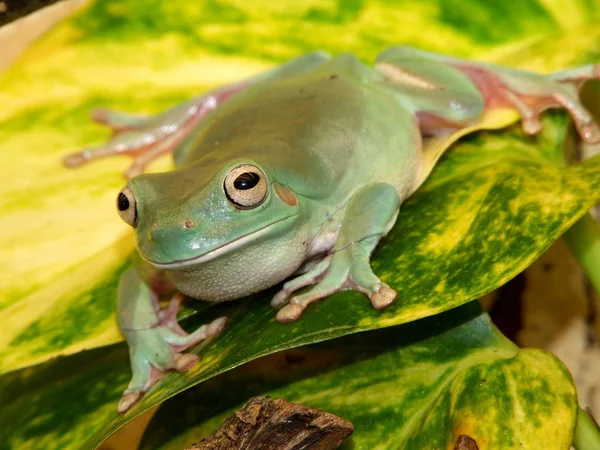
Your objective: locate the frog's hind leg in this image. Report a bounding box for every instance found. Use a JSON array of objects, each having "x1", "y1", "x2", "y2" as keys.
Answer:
[
  {"x1": 63, "y1": 52, "x2": 330, "y2": 179},
  {"x1": 376, "y1": 46, "x2": 600, "y2": 143},
  {"x1": 374, "y1": 46, "x2": 485, "y2": 136}
]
